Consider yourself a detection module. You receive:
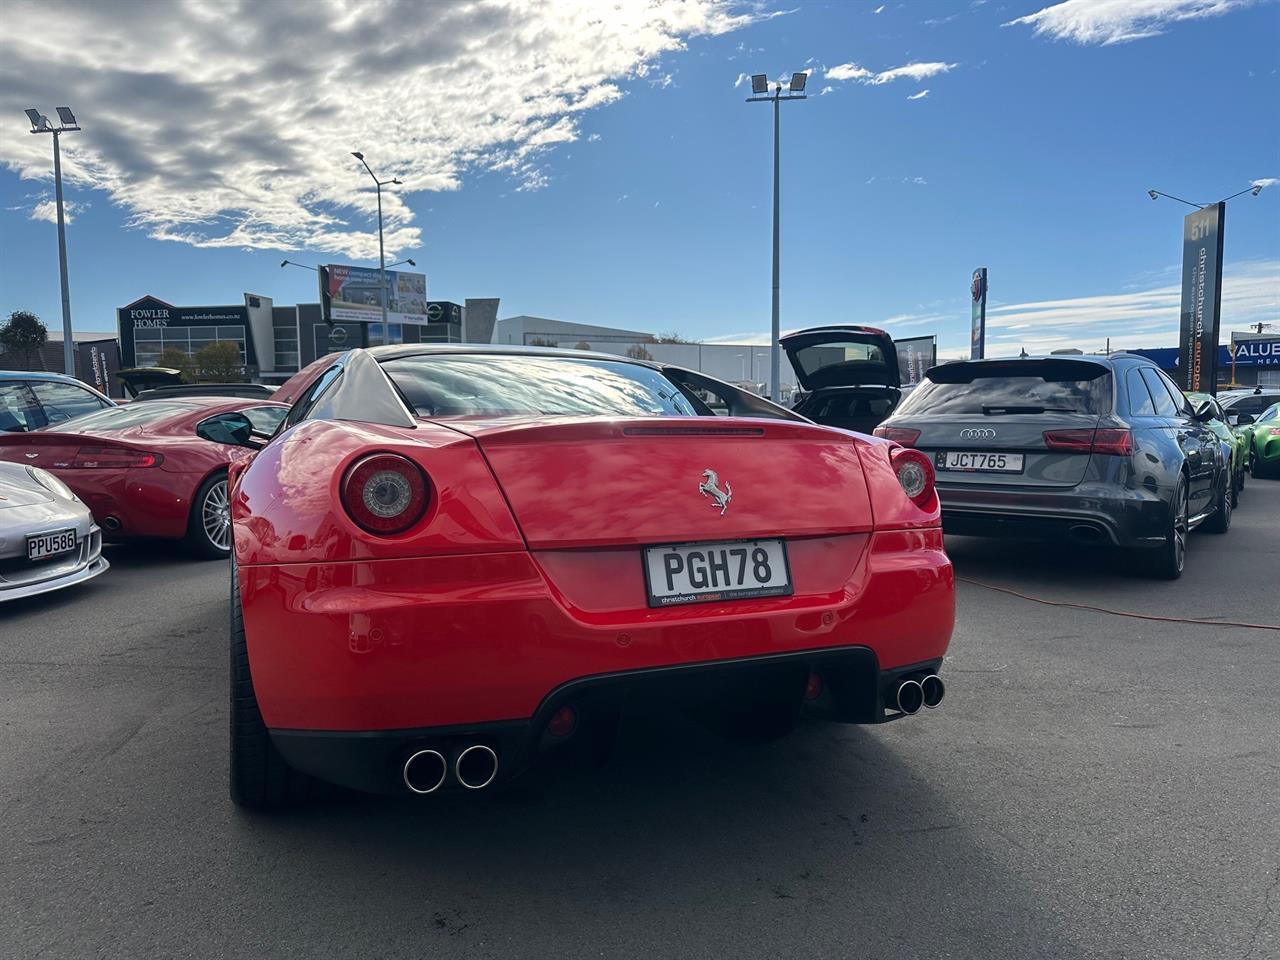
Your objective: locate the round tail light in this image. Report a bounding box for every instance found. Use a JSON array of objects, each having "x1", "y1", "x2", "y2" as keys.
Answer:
[
  {"x1": 890, "y1": 447, "x2": 936, "y2": 508},
  {"x1": 341, "y1": 453, "x2": 429, "y2": 535}
]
